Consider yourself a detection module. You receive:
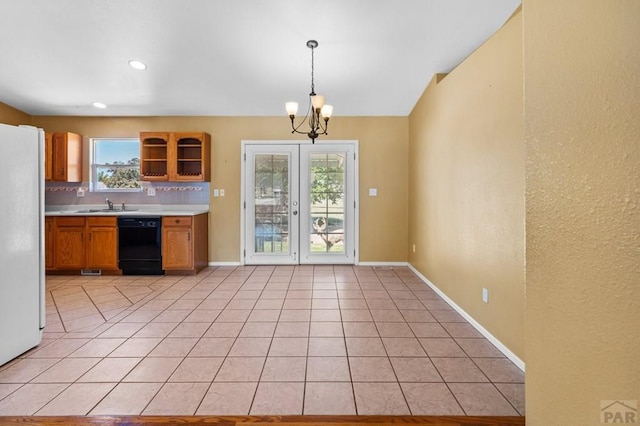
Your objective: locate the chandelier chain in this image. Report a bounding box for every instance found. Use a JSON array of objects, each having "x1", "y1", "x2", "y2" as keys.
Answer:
[{"x1": 310, "y1": 45, "x2": 315, "y2": 95}]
